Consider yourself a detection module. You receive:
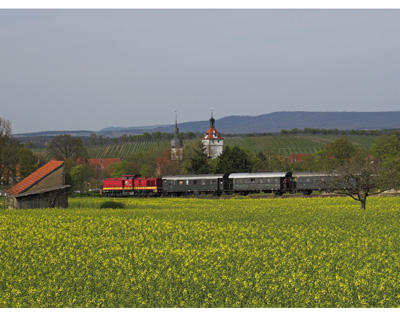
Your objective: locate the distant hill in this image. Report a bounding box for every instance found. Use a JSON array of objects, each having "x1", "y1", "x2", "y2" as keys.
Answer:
[
  {"x1": 96, "y1": 111, "x2": 400, "y2": 135},
  {"x1": 14, "y1": 111, "x2": 400, "y2": 137}
]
